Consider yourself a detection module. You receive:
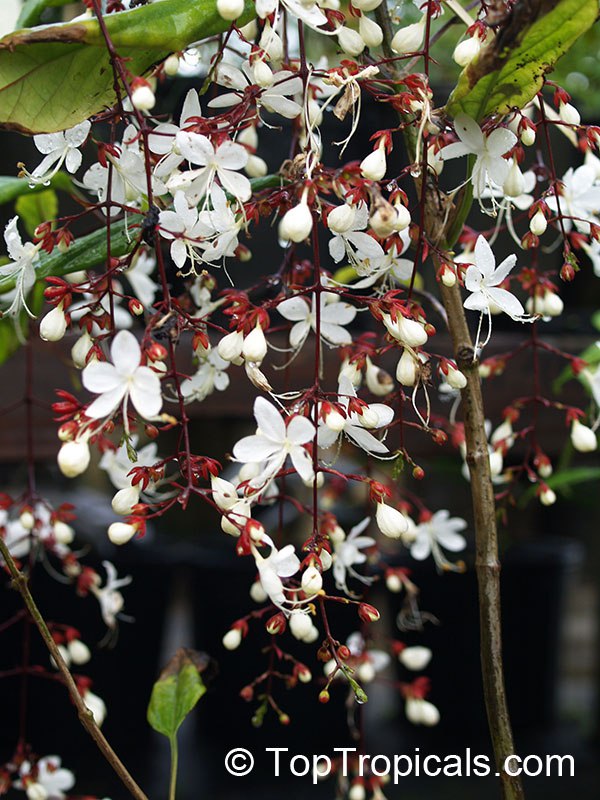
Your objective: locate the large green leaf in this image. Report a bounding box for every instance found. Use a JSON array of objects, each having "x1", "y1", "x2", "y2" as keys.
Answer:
[
  {"x1": 15, "y1": 189, "x2": 59, "y2": 237},
  {"x1": 446, "y1": 0, "x2": 599, "y2": 120},
  {"x1": 0, "y1": 172, "x2": 72, "y2": 206},
  {"x1": 0, "y1": 0, "x2": 256, "y2": 134},
  {"x1": 147, "y1": 649, "x2": 210, "y2": 739},
  {"x1": 17, "y1": 0, "x2": 72, "y2": 29}
]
